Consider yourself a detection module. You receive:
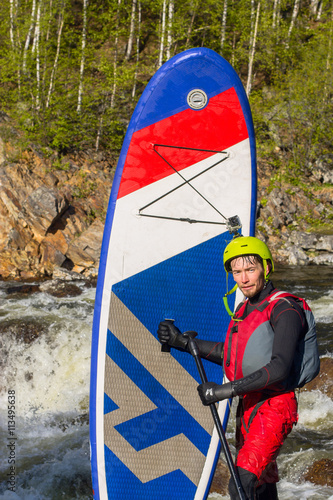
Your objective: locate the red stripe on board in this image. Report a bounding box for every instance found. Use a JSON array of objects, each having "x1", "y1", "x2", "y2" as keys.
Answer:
[{"x1": 118, "y1": 87, "x2": 248, "y2": 199}]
